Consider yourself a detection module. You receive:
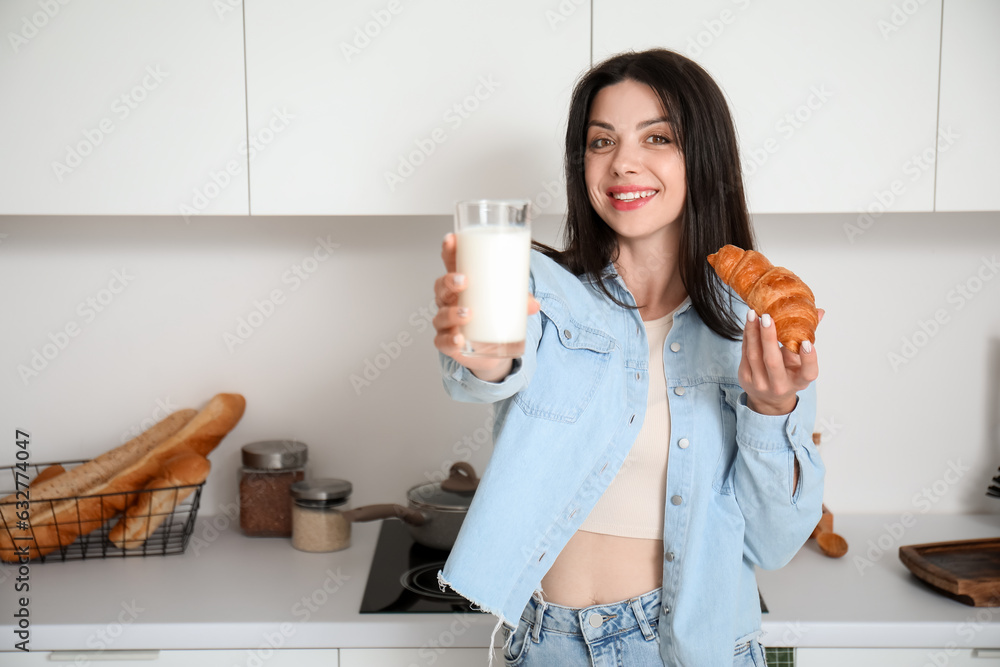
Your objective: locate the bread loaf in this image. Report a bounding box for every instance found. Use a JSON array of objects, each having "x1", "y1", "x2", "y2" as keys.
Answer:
[
  {"x1": 0, "y1": 393, "x2": 245, "y2": 561},
  {"x1": 108, "y1": 452, "x2": 211, "y2": 550},
  {"x1": 0, "y1": 409, "x2": 197, "y2": 562},
  {"x1": 30, "y1": 464, "x2": 65, "y2": 487}
]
